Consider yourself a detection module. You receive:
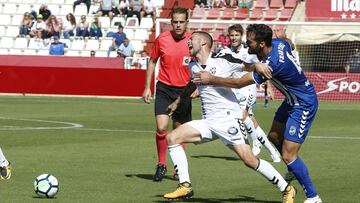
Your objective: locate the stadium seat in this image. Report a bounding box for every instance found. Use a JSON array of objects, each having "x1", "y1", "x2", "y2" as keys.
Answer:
[
  {"x1": 51, "y1": 0, "x2": 64, "y2": 4},
  {"x1": 270, "y1": 0, "x2": 284, "y2": 8},
  {"x1": 253, "y1": 0, "x2": 269, "y2": 9},
  {"x1": 0, "y1": 0, "x2": 7, "y2": 3},
  {"x1": 98, "y1": 17, "x2": 111, "y2": 29},
  {"x1": 8, "y1": 48, "x2": 22, "y2": 55},
  {"x1": 109, "y1": 51, "x2": 117, "y2": 58},
  {"x1": 65, "y1": 0, "x2": 74, "y2": 5},
  {"x1": 32, "y1": 4, "x2": 42, "y2": 13},
  {"x1": 80, "y1": 50, "x2": 91, "y2": 57},
  {"x1": 133, "y1": 29, "x2": 149, "y2": 41},
  {"x1": 70, "y1": 39, "x2": 85, "y2": 50},
  {"x1": 47, "y1": 4, "x2": 60, "y2": 15},
  {"x1": 191, "y1": 7, "x2": 204, "y2": 19},
  {"x1": 264, "y1": 8, "x2": 279, "y2": 20},
  {"x1": 123, "y1": 28, "x2": 134, "y2": 40},
  {"x1": 125, "y1": 17, "x2": 139, "y2": 27},
  {"x1": 17, "y1": 4, "x2": 32, "y2": 15},
  {"x1": 66, "y1": 50, "x2": 80, "y2": 56},
  {"x1": 14, "y1": 37, "x2": 28, "y2": 49},
  {"x1": 94, "y1": 51, "x2": 107, "y2": 57},
  {"x1": 28, "y1": 38, "x2": 45, "y2": 49},
  {"x1": 131, "y1": 40, "x2": 143, "y2": 52},
  {"x1": 37, "y1": 0, "x2": 51, "y2": 3},
  {"x1": 6, "y1": 26, "x2": 20, "y2": 37},
  {"x1": 59, "y1": 38, "x2": 71, "y2": 48},
  {"x1": 3, "y1": 3, "x2": 17, "y2": 14},
  {"x1": 60, "y1": 4, "x2": 73, "y2": 16},
  {"x1": 201, "y1": 23, "x2": 214, "y2": 32},
  {"x1": 207, "y1": 8, "x2": 220, "y2": 20},
  {"x1": 37, "y1": 49, "x2": 50, "y2": 56},
  {"x1": 234, "y1": 8, "x2": 249, "y2": 20},
  {"x1": 89, "y1": 5, "x2": 99, "y2": 15},
  {"x1": 26, "y1": 0, "x2": 36, "y2": 4},
  {"x1": 0, "y1": 37, "x2": 14, "y2": 48},
  {"x1": 139, "y1": 17, "x2": 153, "y2": 29},
  {"x1": 151, "y1": 0, "x2": 164, "y2": 7},
  {"x1": 23, "y1": 49, "x2": 37, "y2": 55},
  {"x1": 11, "y1": 14, "x2": 23, "y2": 26},
  {"x1": 279, "y1": 8, "x2": 294, "y2": 21},
  {"x1": 215, "y1": 23, "x2": 228, "y2": 31},
  {"x1": 84, "y1": 39, "x2": 99, "y2": 51},
  {"x1": 0, "y1": 48, "x2": 8, "y2": 55},
  {"x1": 74, "y1": 4, "x2": 88, "y2": 16},
  {"x1": 188, "y1": 23, "x2": 200, "y2": 31},
  {"x1": 221, "y1": 8, "x2": 234, "y2": 20},
  {"x1": 250, "y1": 8, "x2": 264, "y2": 20},
  {"x1": 111, "y1": 16, "x2": 125, "y2": 28},
  {"x1": 284, "y1": 0, "x2": 298, "y2": 8},
  {"x1": 0, "y1": 26, "x2": 5, "y2": 36},
  {"x1": 99, "y1": 39, "x2": 112, "y2": 51},
  {"x1": 8, "y1": 0, "x2": 22, "y2": 4}
]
